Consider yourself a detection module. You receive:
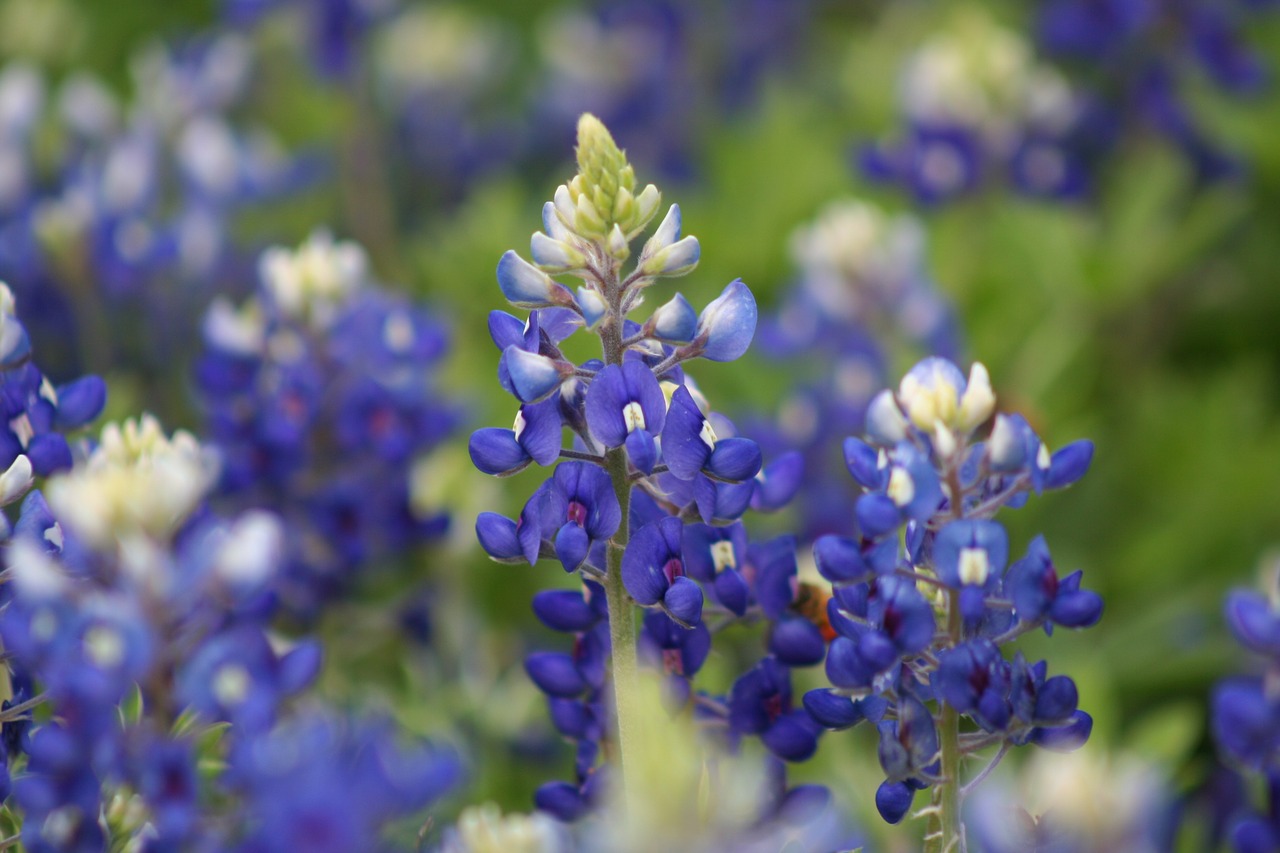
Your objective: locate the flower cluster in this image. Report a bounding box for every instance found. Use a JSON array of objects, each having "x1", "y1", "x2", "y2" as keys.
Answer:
[
  {"x1": 0, "y1": 37, "x2": 308, "y2": 380},
  {"x1": 0, "y1": 282, "x2": 104, "y2": 481},
  {"x1": 196, "y1": 230, "x2": 458, "y2": 615},
  {"x1": 471, "y1": 114, "x2": 824, "y2": 822},
  {"x1": 1035, "y1": 0, "x2": 1276, "y2": 182},
  {"x1": 859, "y1": 9, "x2": 1088, "y2": 203},
  {"x1": 803, "y1": 356, "x2": 1101, "y2": 846},
  {"x1": 749, "y1": 199, "x2": 960, "y2": 540},
  {"x1": 1, "y1": 414, "x2": 460, "y2": 851},
  {"x1": 1211, "y1": 563, "x2": 1280, "y2": 850}
]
